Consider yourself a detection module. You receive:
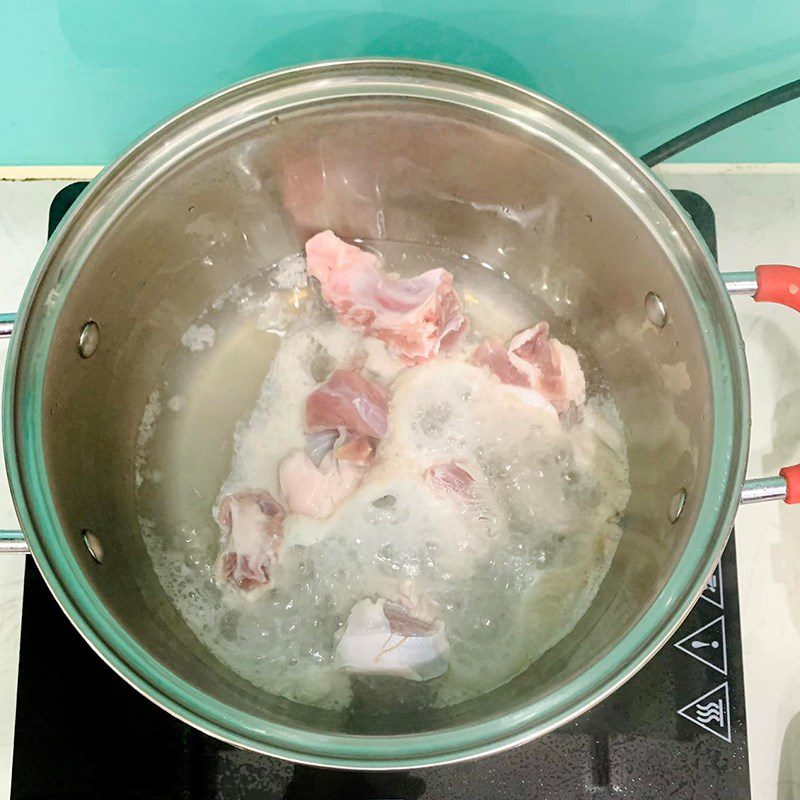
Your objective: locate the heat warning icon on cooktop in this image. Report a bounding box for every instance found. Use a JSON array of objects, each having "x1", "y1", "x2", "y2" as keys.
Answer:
[
  {"x1": 678, "y1": 682, "x2": 731, "y2": 743},
  {"x1": 674, "y1": 614, "x2": 727, "y2": 675}
]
